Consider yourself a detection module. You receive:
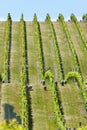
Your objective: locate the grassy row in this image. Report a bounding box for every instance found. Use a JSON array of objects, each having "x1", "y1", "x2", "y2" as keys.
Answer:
[
  {"x1": 33, "y1": 14, "x2": 45, "y2": 78},
  {"x1": 71, "y1": 14, "x2": 87, "y2": 50},
  {"x1": 20, "y1": 14, "x2": 29, "y2": 130},
  {"x1": 3, "y1": 13, "x2": 11, "y2": 82},
  {"x1": 58, "y1": 14, "x2": 81, "y2": 75},
  {"x1": 45, "y1": 14, "x2": 64, "y2": 82}
]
